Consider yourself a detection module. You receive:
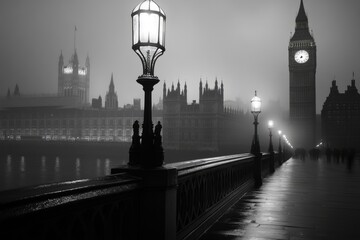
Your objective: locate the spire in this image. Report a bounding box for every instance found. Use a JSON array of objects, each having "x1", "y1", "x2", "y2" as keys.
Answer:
[
  {"x1": 296, "y1": 0, "x2": 308, "y2": 23},
  {"x1": 221, "y1": 80, "x2": 224, "y2": 96},
  {"x1": 109, "y1": 73, "x2": 115, "y2": 92},
  {"x1": 177, "y1": 79, "x2": 180, "y2": 91},
  {"x1": 74, "y1": 25, "x2": 77, "y2": 52},
  {"x1": 13, "y1": 84, "x2": 20, "y2": 96},
  {"x1": 351, "y1": 72, "x2": 356, "y2": 88},
  {"x1": 215, "y1": 77, "x2": 218, "y2": 90},
  {"x1": 291, "y1": 0, "x2": 312, "y2": 41},
  {"x1": 184, "y1": 82, "x2": 187, "y2": 98},
  {"x1": 163, "y1": 81, "x2": 166, "y2": 99},
  {"x1": 330, "y1": 80, "x2": 339, "y2": 95}
]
